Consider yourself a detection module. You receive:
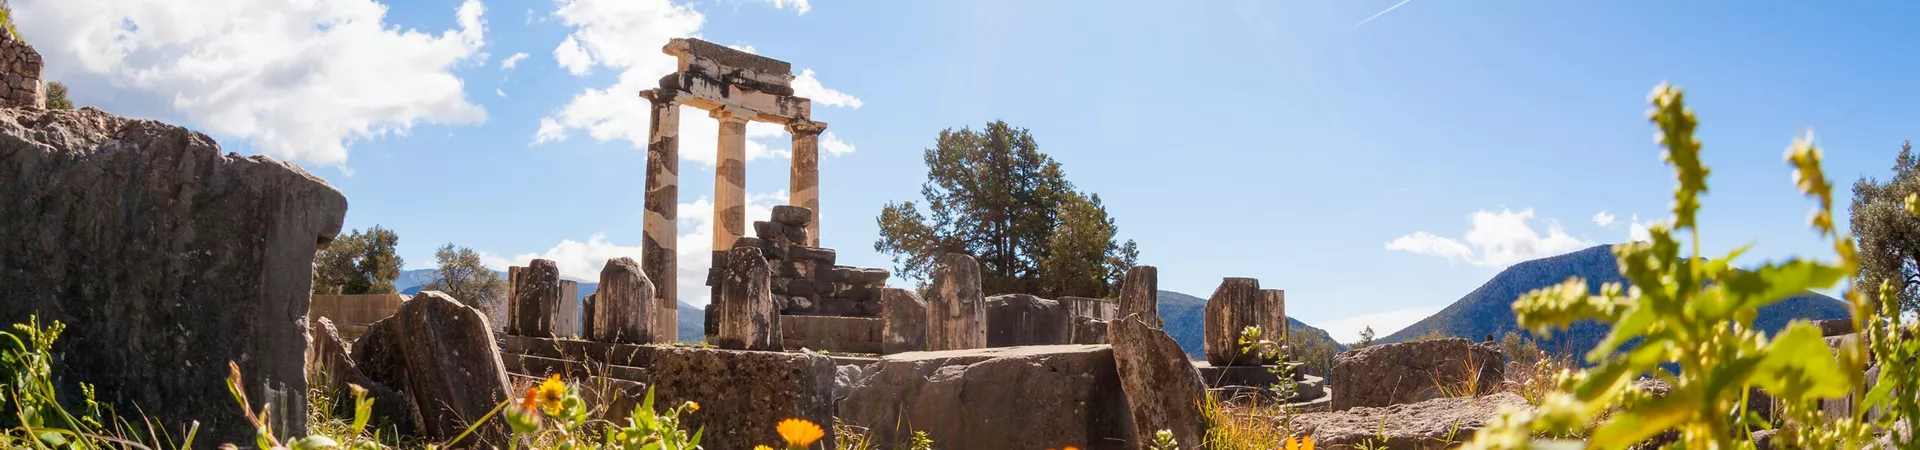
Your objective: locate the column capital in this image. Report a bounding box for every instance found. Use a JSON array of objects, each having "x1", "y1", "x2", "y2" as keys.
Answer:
[
  {"x1": 640, "y1": 89, "x2": 679, "y2": 106},
  {"x1": 709, "y1": 106, "x2": 754, "y2": 124},
  {"x1": 786, "y1": 119, "x2": 827, "y2": 136}
]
